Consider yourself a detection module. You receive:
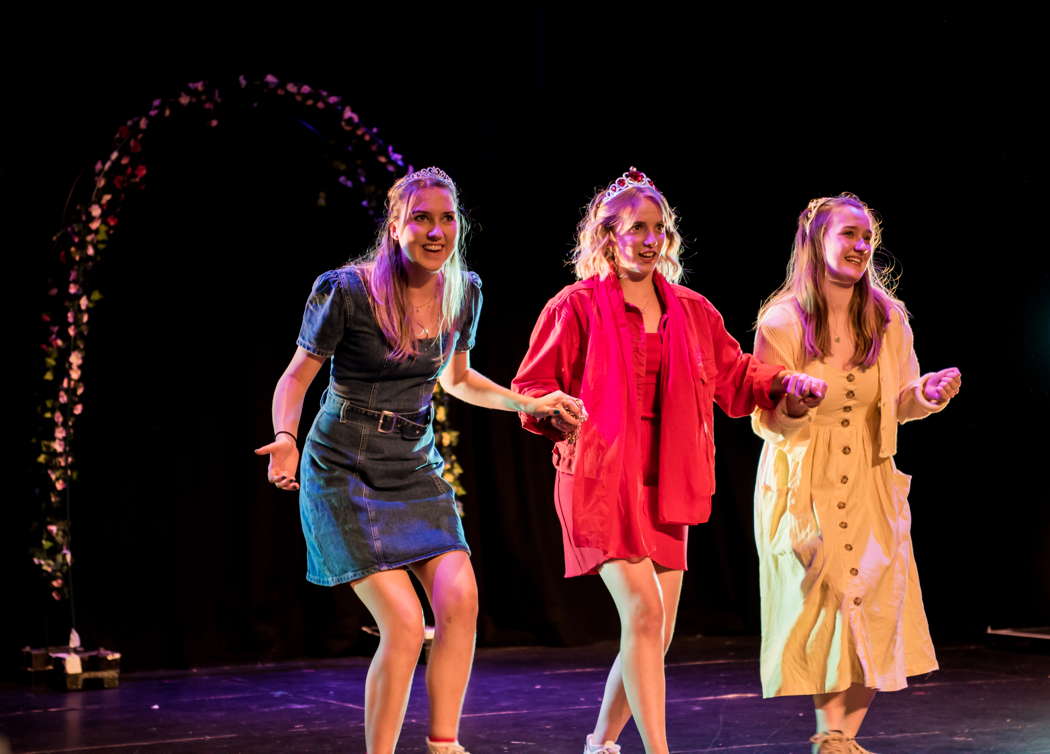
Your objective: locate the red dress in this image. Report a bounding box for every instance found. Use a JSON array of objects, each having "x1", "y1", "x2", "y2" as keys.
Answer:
[
  {"x1": 555, "y1": 332, "x2": 687, "y2": 576},
  {"x1": 513, "y1": 274, "x2": 782, "y2": 578}
]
